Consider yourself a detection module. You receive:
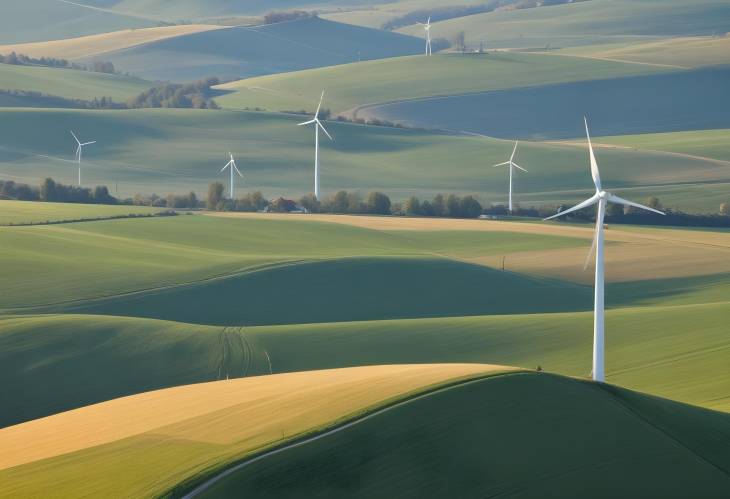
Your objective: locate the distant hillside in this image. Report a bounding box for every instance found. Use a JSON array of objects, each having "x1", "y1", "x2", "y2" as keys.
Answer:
[
  {"x1": 0, "y1": 0, "x2": 155, "y2": 44},
  {"x1": 0, "y1": 62, "x2": 151, "y2": 102},
  {"x1": 397, "y1": 0, "x2": 730, "y2": 49},
  {"x1": 81, "y1": 17, "x2": 424, "y2": 82}
]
